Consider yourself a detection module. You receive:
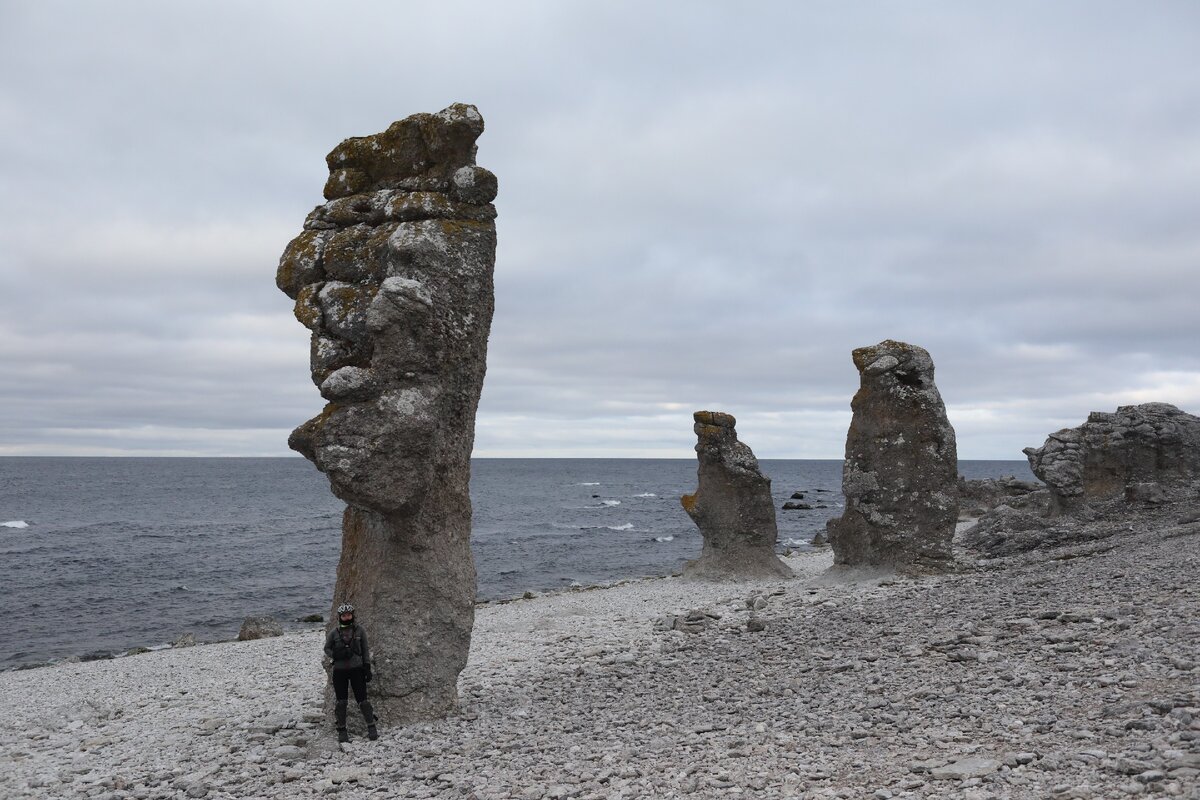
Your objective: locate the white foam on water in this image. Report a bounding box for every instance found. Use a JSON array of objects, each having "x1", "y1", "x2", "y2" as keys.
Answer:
[
  {"x1": 606, "y1": 523, "x2": 634, "y2": 531},
  {"x1": 633, "y1": 493, "x2": 657, "y2": 498},
  {"x1": 2, "y1": 520, "x2": 29, "y2": 529},
  {"x1": 653, "y1": 535, "x2": 674, "y2": 542},
  {"x1": 601, "y1": 500, "x2": 621, "y2": 507},
  {"x1": 575, "y1": 482, "x2": 600, "y2": 486}
]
